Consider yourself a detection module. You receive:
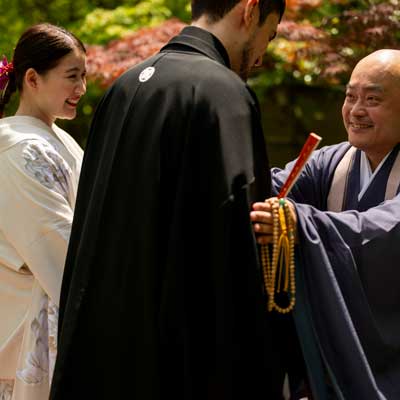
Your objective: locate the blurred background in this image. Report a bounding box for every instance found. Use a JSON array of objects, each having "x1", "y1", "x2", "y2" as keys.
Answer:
[{"x1": 0, "y1": 0, "x2": 398, "y2": 166}]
